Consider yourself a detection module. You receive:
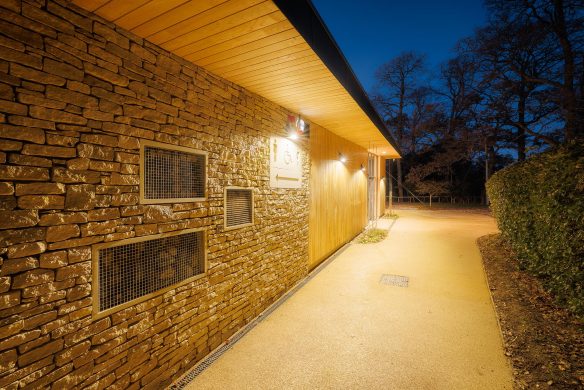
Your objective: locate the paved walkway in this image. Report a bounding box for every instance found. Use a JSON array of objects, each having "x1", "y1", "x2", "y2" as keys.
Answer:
[{"x1": 182, "y1": 209, "x2": 513, "y2": 389}]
